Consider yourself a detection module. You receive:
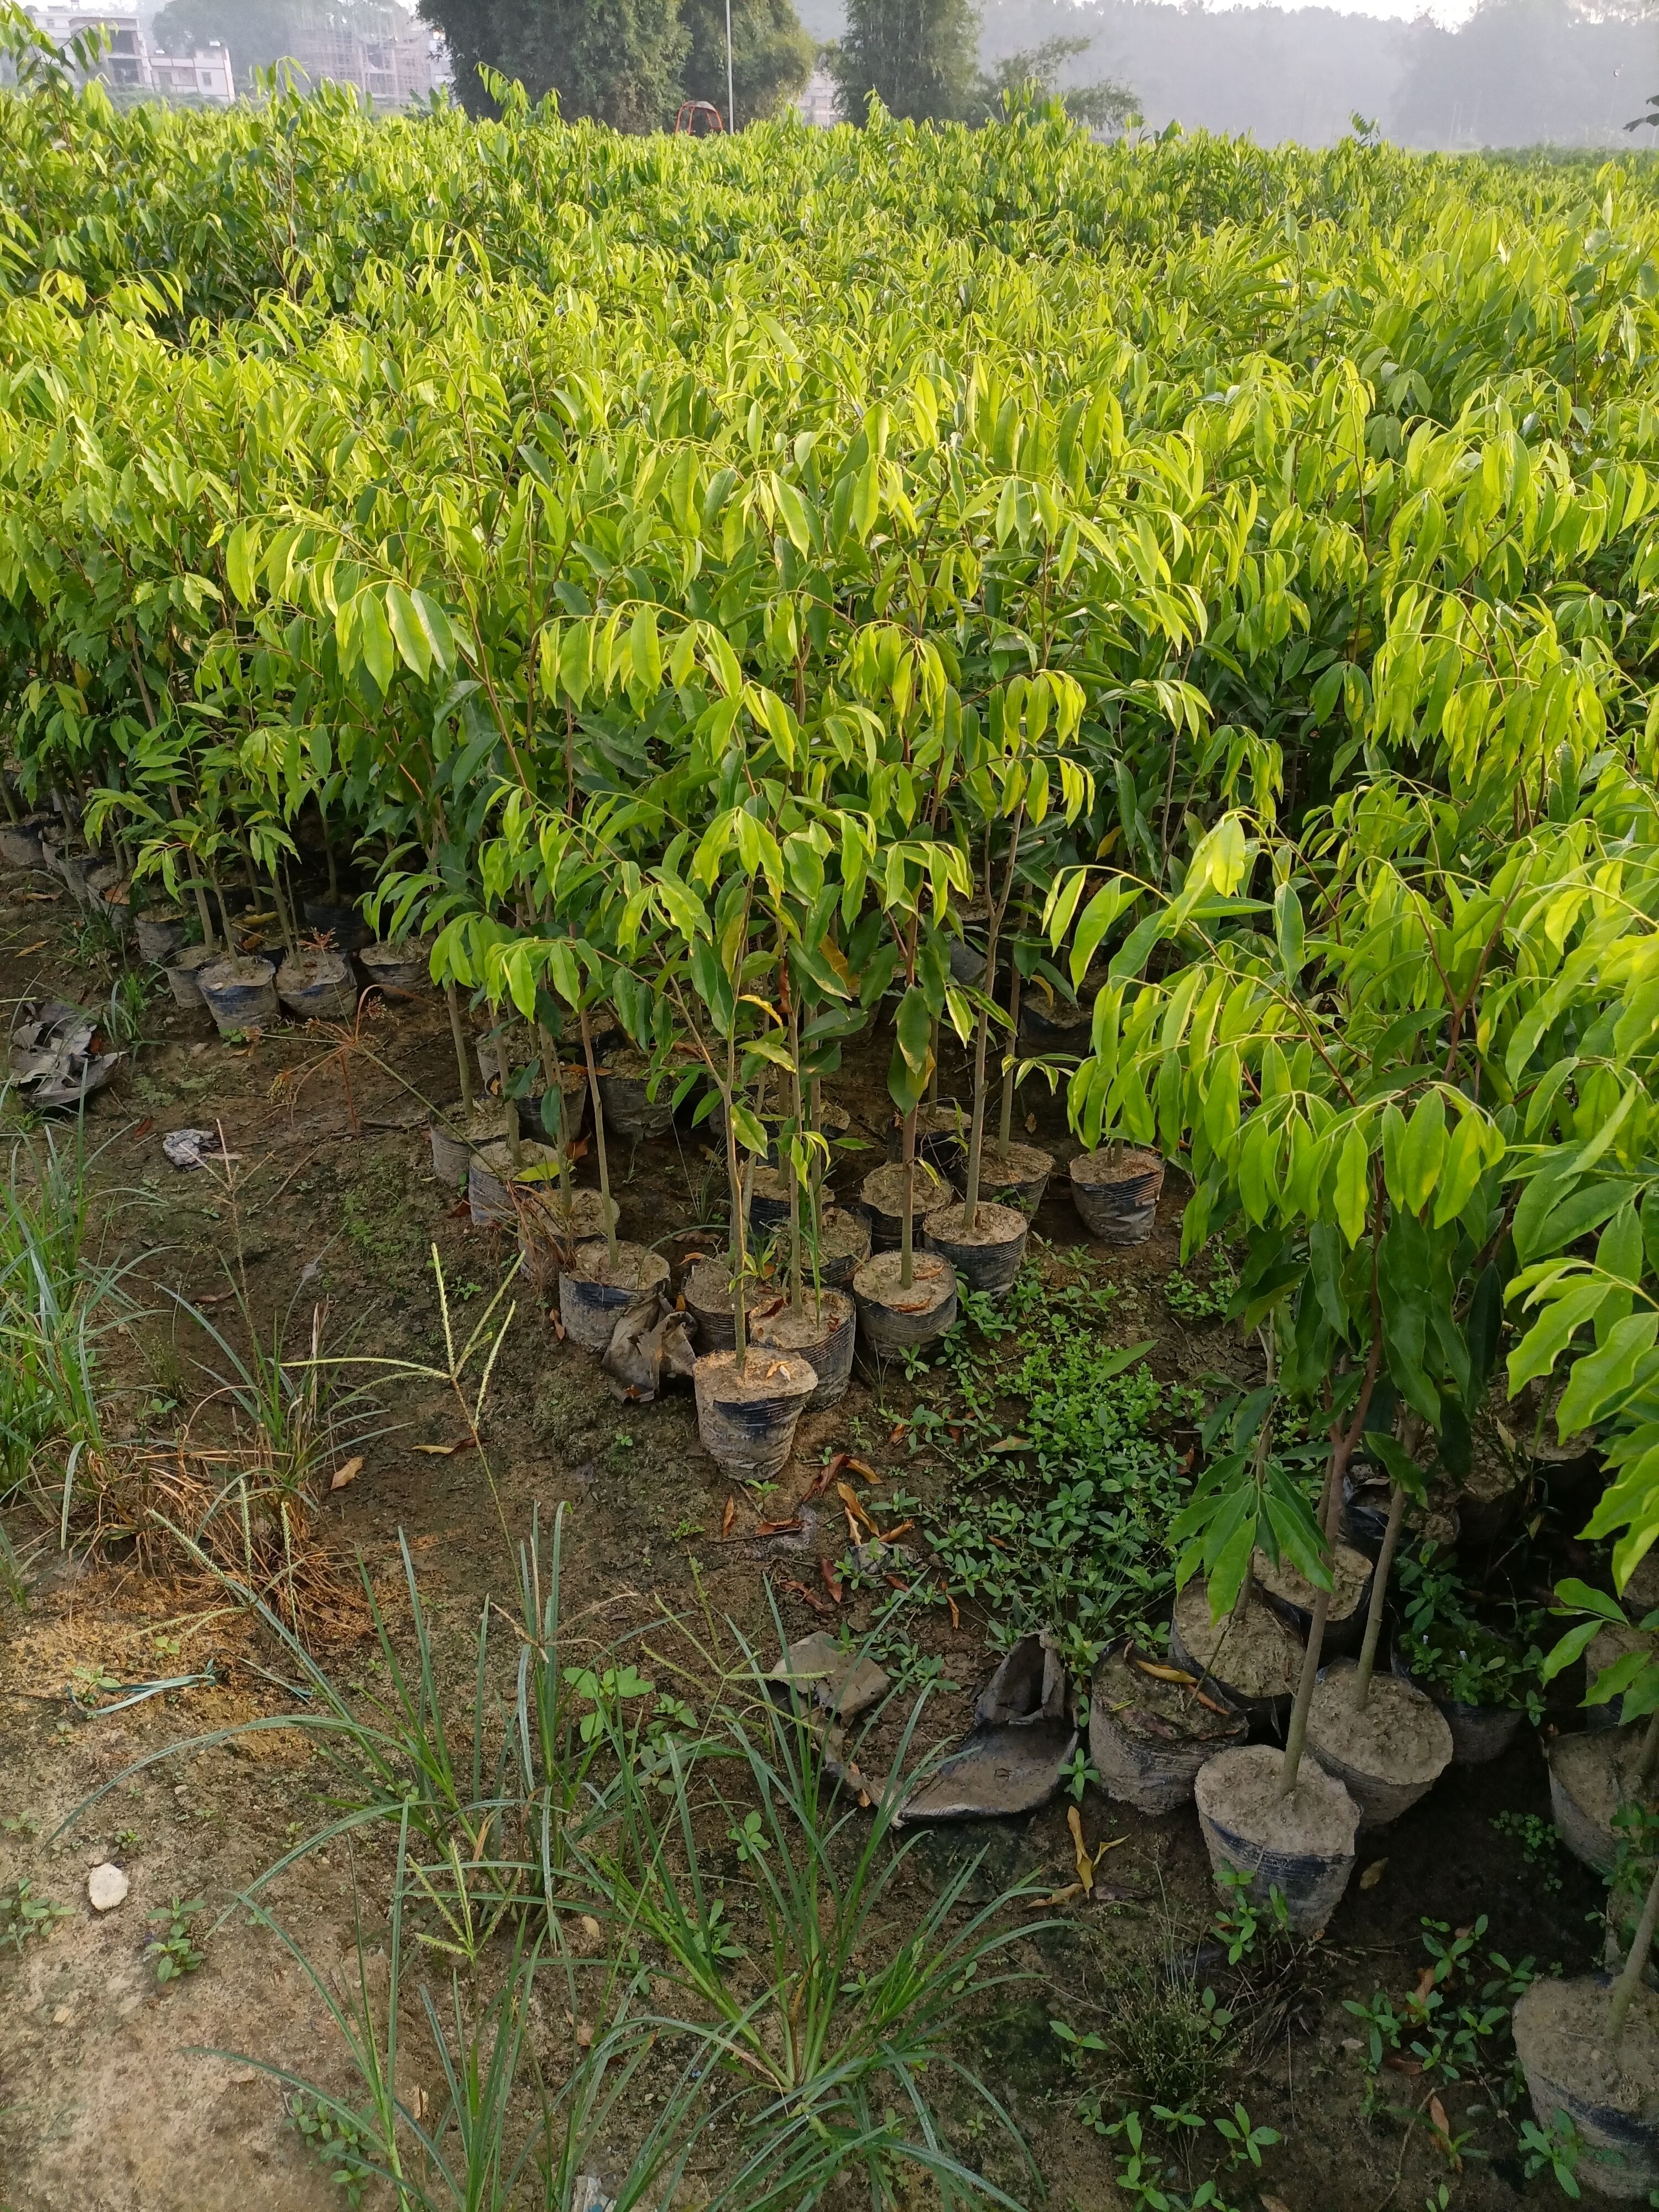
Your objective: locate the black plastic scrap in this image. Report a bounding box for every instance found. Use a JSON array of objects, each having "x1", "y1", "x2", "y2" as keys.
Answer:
[
  {"x1": 8, "y1": 999, "x2": 121, "y2": 1109},
  {"x1": 599, "y1": 1289, "x2": 696, "y2": 1401},
  {"x1": 897, "y1": 1634, "x2": 1077, "y2": 1824},
  {"x1": 765, "y1": 1631, "x2": 893, "y2": 1805}
]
